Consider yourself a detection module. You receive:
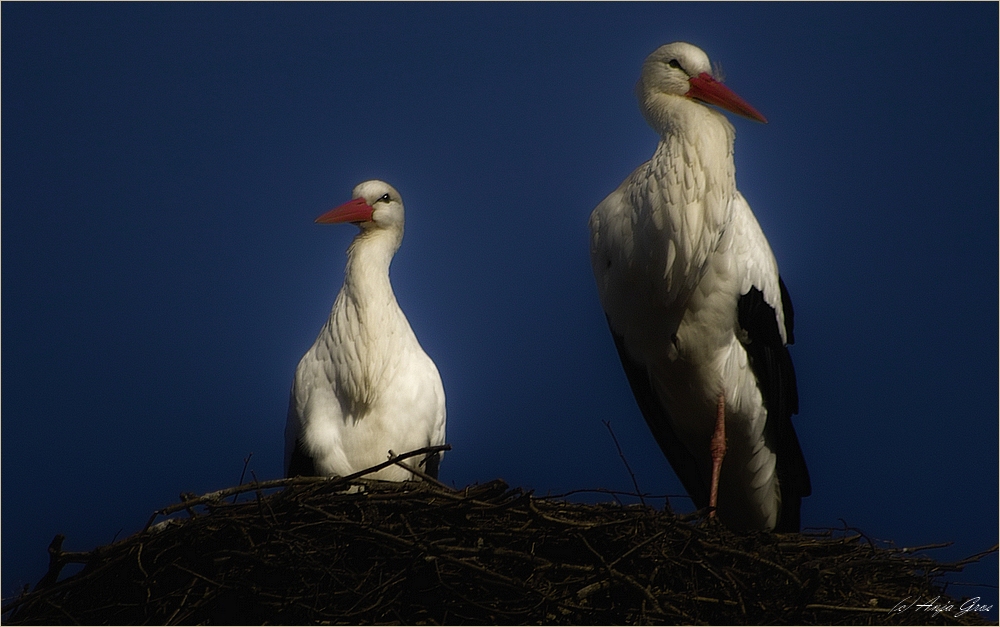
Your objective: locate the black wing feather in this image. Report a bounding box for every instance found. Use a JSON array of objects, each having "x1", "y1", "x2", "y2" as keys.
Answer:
[
  {"x1": 608, "y1": 319, "x2": 711, "y2": 509},
  {"x1": 422, "y1": 451, "x2": 441, "y2": 480},
  {"x1": 286, "y1": 439, "x2": 318, "y2": 477},
  {"x1": 737, "y1": 277, "x2": 811, "y2": 532}
]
